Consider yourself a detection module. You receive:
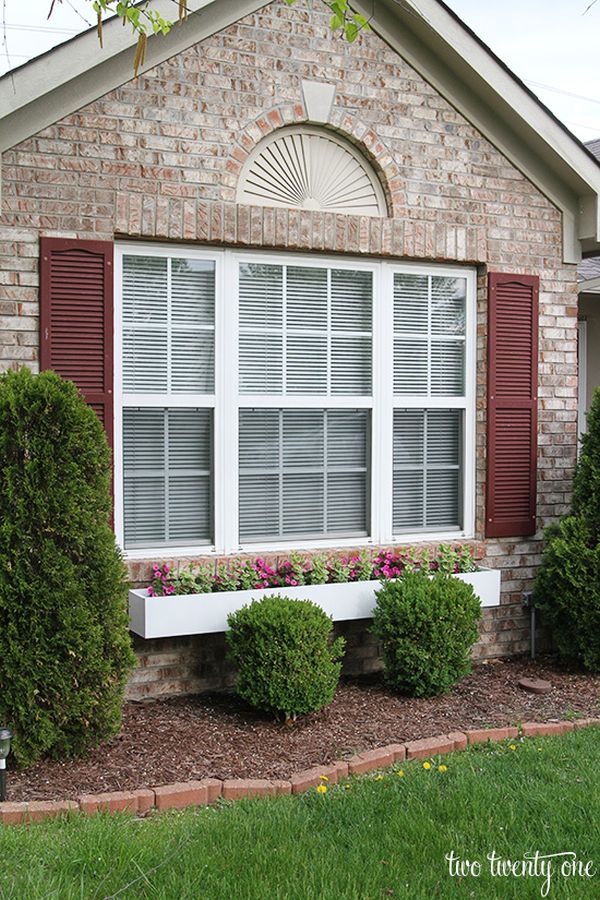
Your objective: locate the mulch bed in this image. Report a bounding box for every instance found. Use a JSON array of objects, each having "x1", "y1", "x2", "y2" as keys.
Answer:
[{"x1": 8, "y1": 657, "x2": 600, "y2": 802}]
